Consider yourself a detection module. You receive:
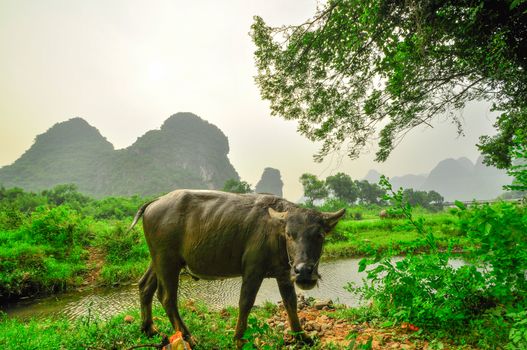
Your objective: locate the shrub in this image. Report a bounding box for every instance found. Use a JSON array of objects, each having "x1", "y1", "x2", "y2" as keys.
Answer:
[{"x1": 349, "y1": 176, "x2": 527, "y2": 347}]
